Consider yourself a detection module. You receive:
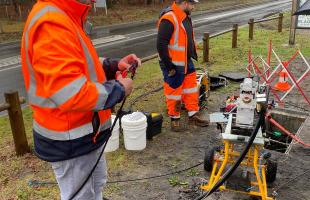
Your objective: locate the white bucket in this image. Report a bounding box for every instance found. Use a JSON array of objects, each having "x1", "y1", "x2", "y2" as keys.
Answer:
[
  {"x1": 121, "y1": 112, "x2": 147, "y2": 151},
  {"x1": 105, "y1": 115, "x2": 120, "y2": 152}
]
